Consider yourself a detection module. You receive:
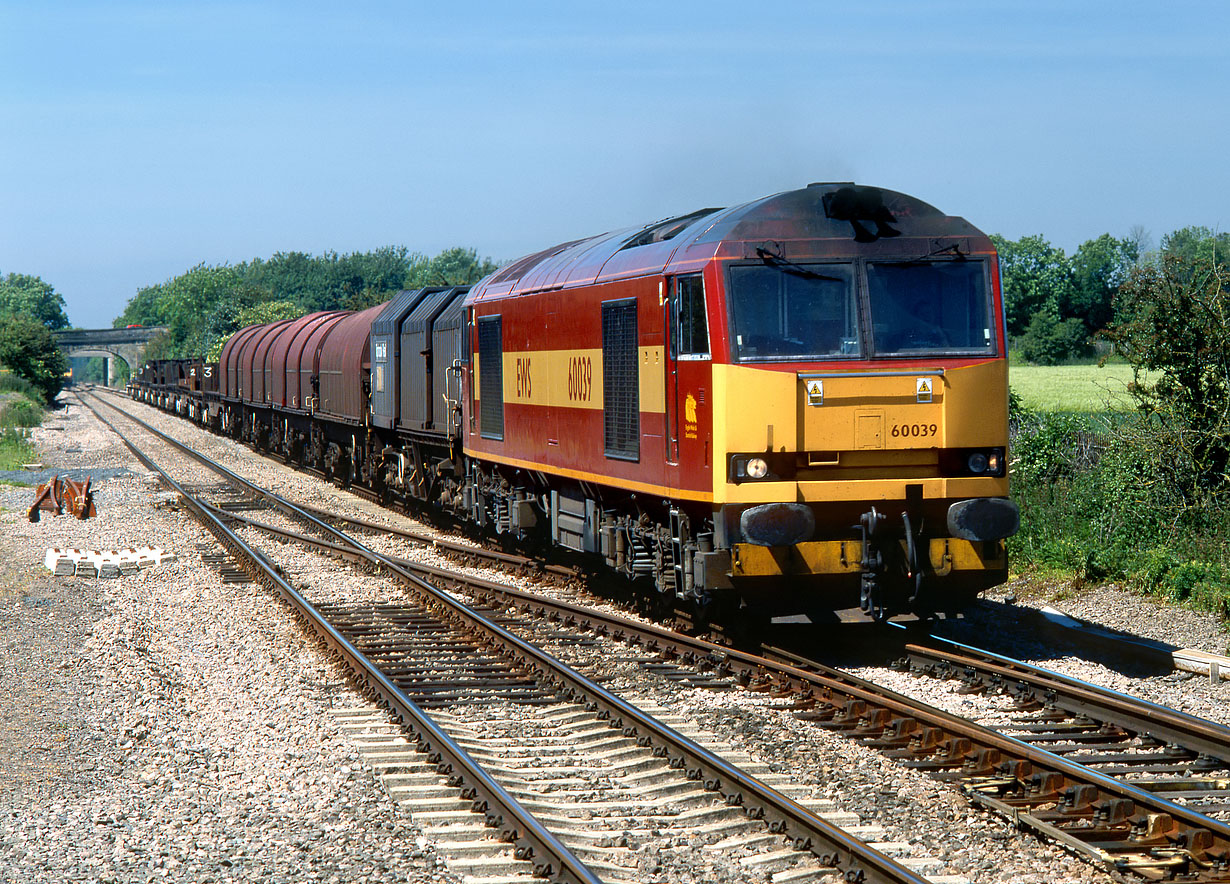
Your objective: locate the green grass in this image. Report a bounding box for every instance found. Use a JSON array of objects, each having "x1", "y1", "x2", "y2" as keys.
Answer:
[
  {"x1": 0, "y1": 391, "x2": 43, "y2": 472},
  {"x1": 1009, "y1": 363, "x2": 1139, "y2": 412},
  {"x1": 0, "y1": 430, "x2": 35, "y2": 472}
]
